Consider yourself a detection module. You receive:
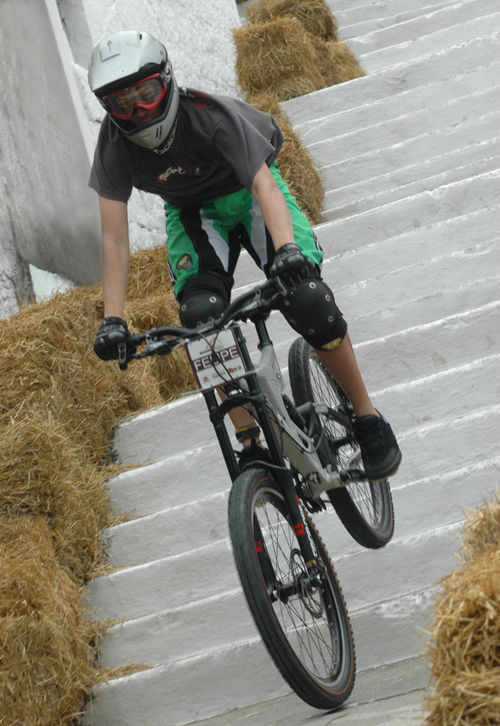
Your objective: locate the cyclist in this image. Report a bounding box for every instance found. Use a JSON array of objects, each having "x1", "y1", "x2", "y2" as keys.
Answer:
[{"x1": 87, "y1": 30, "x2": 401, "y2": 481}]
